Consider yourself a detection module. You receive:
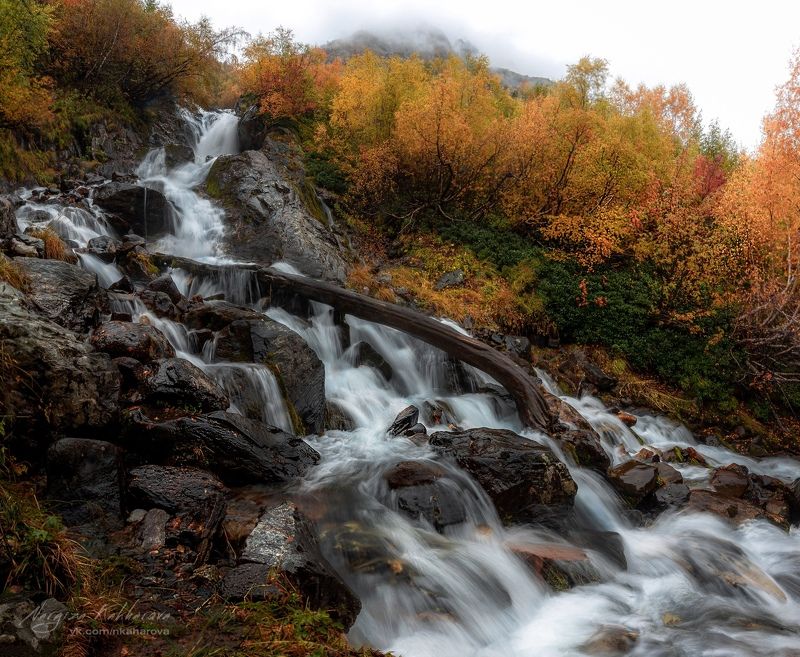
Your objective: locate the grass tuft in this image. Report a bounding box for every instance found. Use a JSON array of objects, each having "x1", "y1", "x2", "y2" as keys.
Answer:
[
  {"x1": 26, "y1": 227, "x2": 73, "y2": 262},
  {"x1": 0, "y1": 253, "x2": 30, "y2": 290}
]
